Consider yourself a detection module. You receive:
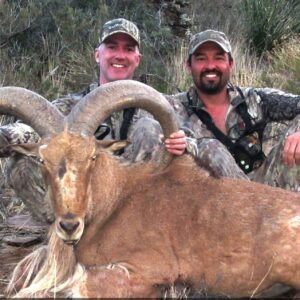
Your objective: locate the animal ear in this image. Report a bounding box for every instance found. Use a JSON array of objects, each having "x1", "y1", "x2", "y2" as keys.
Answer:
[
  {"x1": 97, "y1": 140, "x2": 129, "y2": 153},
  {"x1": 8, "y1": 143, "x2": 40, "y2": 157}
]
